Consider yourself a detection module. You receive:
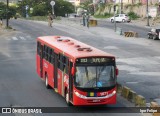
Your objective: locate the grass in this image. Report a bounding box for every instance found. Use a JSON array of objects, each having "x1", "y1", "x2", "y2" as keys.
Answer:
[
  {"x1": 93, "y1": 15, "x2": 112, "y2": 19},
  {"x1": 24, "y1": 16, "x2": 62, "y2": 21},
  {"x1": 25, "y1": 16, "x2": 48, "y2": 21}
]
